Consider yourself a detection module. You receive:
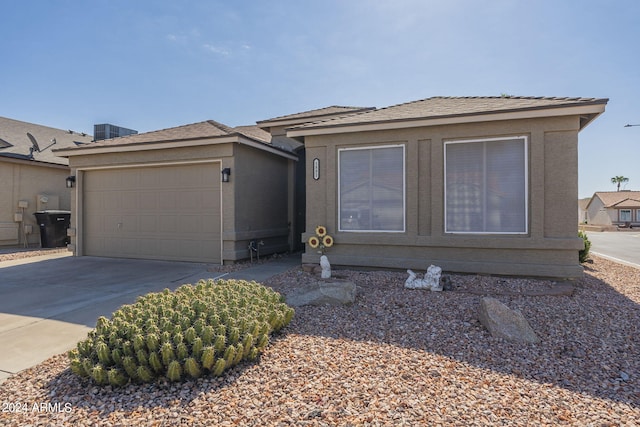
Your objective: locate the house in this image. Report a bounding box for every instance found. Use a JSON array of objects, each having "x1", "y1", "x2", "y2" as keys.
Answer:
[
  {"x1": 578, "y1": 197, "x2": 590, "y2": 224},
  {"x1": 585, "y1": 191, "x2": 640, "y2": 228},
  {"x1": 0, "y1": 117, "x2": 93, "y2": 247},
  {"x1": 287, "y1": 96, "x2": 608, "y2": 278}
]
